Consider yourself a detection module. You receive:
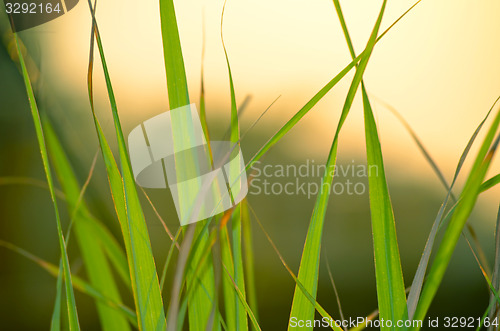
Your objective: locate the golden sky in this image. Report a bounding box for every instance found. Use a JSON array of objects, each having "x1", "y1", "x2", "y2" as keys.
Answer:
[{"x1": 31, "y1": 0, "x2": 500, "y2": 217}]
